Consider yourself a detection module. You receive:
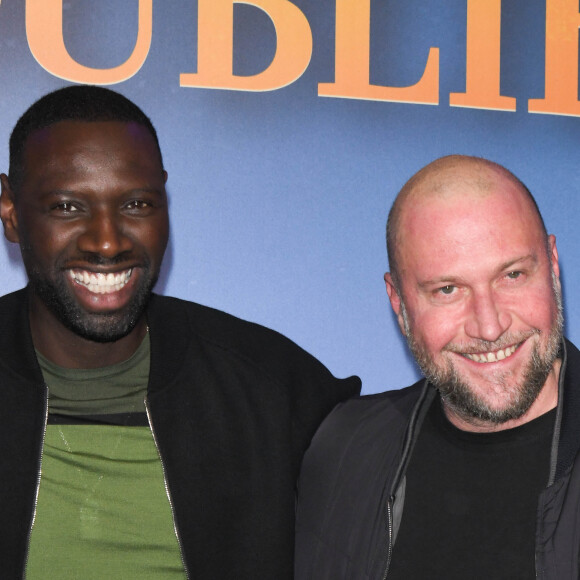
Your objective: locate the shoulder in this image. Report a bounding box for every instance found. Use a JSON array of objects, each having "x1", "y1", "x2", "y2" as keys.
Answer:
[
  {"x1": 0, "y1": 288, "x2": 27, "y2": 313},
  {"x1": 150, "y1": 294, "x2": 329, "y2": 370},
  {"x1": 318, "y1": 381, "x2": 428, "y2": 437},
  {"x1": 0, "y1": 288, "x2": 40, "y2": 381},
  {"x1": 147, "y1": 293, "x2": 360, "y2": 396},
  {"x1": 296, "y1": 381, "x2": 430, "y2": 550},
  {"x1": 301, "y1": 382, "x2": 429, "y2": 469},
  {"x1": 564, "y1": 338, "x2": 580, "y2": 378},
  {"x1": 151, "y1": 294, "x2": 300, "y2": 346},
  {"x1": 0, "y1": 288, "x2": 30, "y2": 345},
  {"x1": 298, "y1": 381, "x2": 430, "y2": 487}
]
